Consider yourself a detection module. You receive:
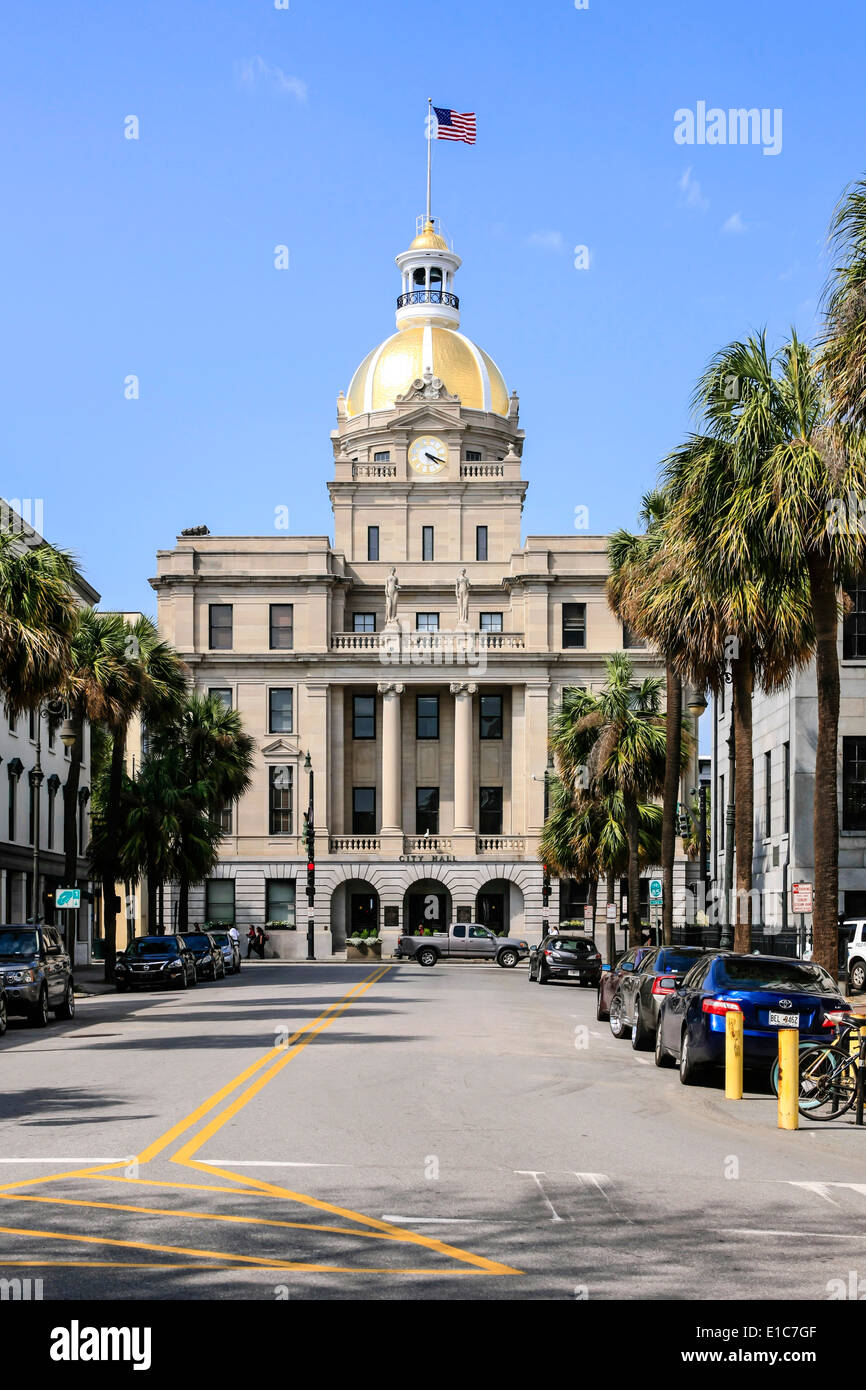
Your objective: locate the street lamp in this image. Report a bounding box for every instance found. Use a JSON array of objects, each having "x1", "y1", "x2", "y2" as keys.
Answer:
[{"x1": 303, "y1": 751, "x2": 315, "y2": 961}]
